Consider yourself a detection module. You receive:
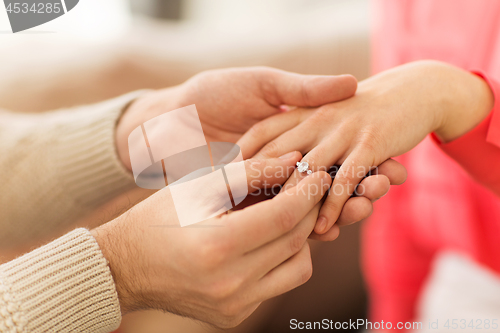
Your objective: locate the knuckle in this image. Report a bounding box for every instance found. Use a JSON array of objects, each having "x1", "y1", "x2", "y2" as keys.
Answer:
[
  {"x1": 207, "y1": 284, "x2": 231, "y2": 302},
  {"x1": 336, "y1": 166, "x2": 357, "y2": 184},
  {"x1": 207, "y1": 275, "x2": 245, "y2": 302},
  {"x1": 298, "y1": 250, "x2": 313, "y2": 284},
  {"x1": 254, "y1": 67, "x2": 279, "y2": 100},
  {"x1": 314, "y1": 104, "x2": 337, "y2": 121},
  {"x1": 300, "y1": 260, "x2": 313, "y2": 284},
  {"x1": 358, "y1": 129, "x2": 386, "y2": 154},
  {"x1": 244, "y1": 159, "x2": 267, "y2": 189},
  {"x1": 217, "y1": 313, "x2": 246, "y2": 329},
  {"x1": 218, "y1": 299, "x2": 244, "y2": 320},
  {"x1": 247, "y1": 158, "x2": 267, "y2": 177},
  {"x1": 217, "y1": 319, "x2": 239, "y2": 329},
  {"x1": 300, "y1": 78, "x2": 313, "y2": 106},
  {"x1": 358, "y1": 138, "x2": 378, "y2": 154},
  {"x1": 248, "y1": 122, "x2": 267, "y2": 138},
  {"x1": 289, "y1": 233, "x2": 305, "y2": 255},
  {"x1": 197, "y1": 241, "x2": 229, "y2": 270},
  {"x1": 334, "y1": 171, "x2": 359, "y2": 194},
  {"x1": 336, "y1": 175, "x2": 355, "y2": 189},
  {"x1": 315, "y1": 104, "x2": 330, "y2": 116},
  {"x1": 260, "y1": 140, "x2": 281, "y2": 158},
  {"x1": 275, "y1": 209, "x2": 296, "y2": 233}
]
